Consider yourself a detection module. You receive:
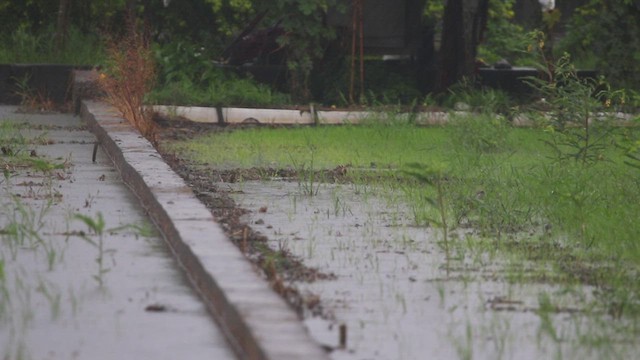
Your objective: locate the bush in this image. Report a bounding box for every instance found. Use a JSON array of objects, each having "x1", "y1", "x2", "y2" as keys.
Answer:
[
  {"x1": 558, "y1": 1, "x2": 640, "y2": 90},
  {"x1": 0, "y1": 24, "x2": 103, "y2": 65},
  {"x1": 149, "y1": 40, "x2": 290, "y2": 107},
  {"x1": 99, "y1": 21, "x2": 156, "y2": 139},
  {"x1": 442, "y1": 78, "x2": 514, "y2": 115},
  {"x1": 477, "y1": 0, "x2": 537, "y2": 66},
  {"x1": 525, "y1": 53, "x2": 621, "y2": 165}
]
